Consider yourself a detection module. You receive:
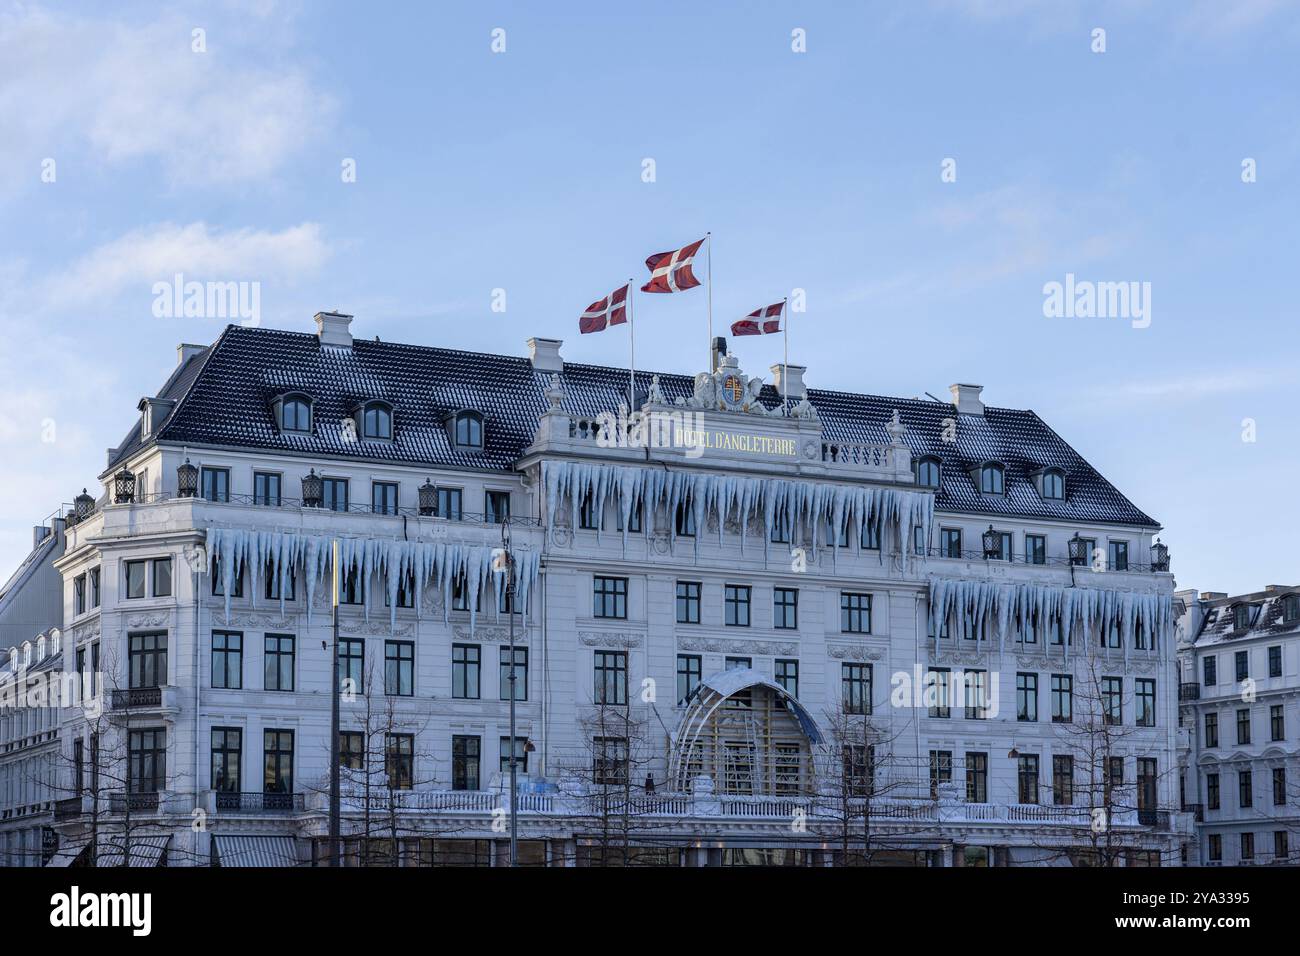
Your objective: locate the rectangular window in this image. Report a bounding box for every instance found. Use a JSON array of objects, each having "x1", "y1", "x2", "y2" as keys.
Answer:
[
  {"x1": 1207, "y1": 772, "x2": 1220, "y2": 810},
  {"x1": 860, "y1": 519, "x2": 881, "y2": 550},
  {"x1": 210, "y1": 556, "x2": 245, "y2": 597},
  {"x1": 578, "y1": 493, "x2": 599, "y2": 530},
  {"x1": 593, "y1": 576, "x2": 628, "y2": 619},
  {"x1": 1269, "y1": 645, "x2": 1282, "y2": 678},
  {"x1": 74, "y1": 574, "x2": 86, "y2": 615},
  {"x1": 340, "y1": 638, "x2": 364, "y2": 694},
  {"x1": 775, "y1": 659, "x2": 799, "y2": 698},
  {"x1": 840, "y1": 592, "x2": 872, "y2": 634},
  {"x1": 1274, "y1": 767, "x2": 1287, "y2": 806},
  {"x1": 89, "y1": 567, "x2": 100, "y2": 607},
  {"x1": 211, "y1": 631, "x2": 242, "y2": 689},
  {"x1": 151, "y1": 557, "x2": 172, "y2": 597},
  {"x1": 253, "y1": 472, "x2": 282, "y2": 506},
  {"x1": 436, "y1": 487, "x2": 462, "y2": 520},
  {"x1": 452, "y1": 644, "x2": 480, "y2": 699},
  {"x1": 499, "y1": 646, "x2": 527, "y2": 701},
  {"x1": 773, "y1": 587, "x2": 798, "y2": 629},
  {"x1": 927, "y1": 668, "x2": 950, "y2": 718},
  {"x1": 676, "y1": 581, "x2": 701, "y2": 624},
  {"x1": 264, "y1": 634, "x2": 295, "y2": 691},
  {"x1": 1241, "y1": 833, "x2": 1254, "y2": 861},
  {"x1": 384, "y1": 640, "x2": 414, "y2": 696},
  {"x1": 1018, "y1": 754, "x2": 1039, "y2": 804},
  {"x1": 1205, "y1": 712, "x2": 1218, "y2": 748},
  {"x1": 128, "y1": 632, "x2": 167, "y2": 689},
  {"x1": 593, "y1": 737, "x2": 629, "y2": 785},
  {"x1": 1208, "y1": 834, "x2": 1222, "y2": 862},
  {"x1": 1051, "y1": 674, "x2": 1073, "y2": 723},
  {"x1": 677, "y1": 654, "x2": 702, "y2": 705},
  {"x1": 340, "y1": 731, "x2": 365, "y2": 771},
  {"x1": 485, "y1": 490, "x2": 510, "y2": 524},
  {"x1": 322, "y1": 477, "x2": 349, "y2": 512},
  {"x1": 1025, "y1": 534, "x2": 1046, "y2": 565},
  {"x1": 372, "y1": 481, "x2": 399, "y2": 515},
  {"x1": 676, "y1": 496, "x2": 697, "y2": 537},
  {"x1": 264, "y1": 730, "x2": 294, "y2": 795},
  {"x1": 1271, "y1": 704, "x2": 1285, "y2": 741},
  {"x1": 385, "y1": 734, "x2": 414, "y2": 790},
  {"x1": 1236, "y1": 650, "x2": 1249, "y2": 682},
  {"x1": 1102, "y1": 676, "x2": 1123, "y2": 725},
  {"x1": 940, "y1": 528, "x2": 962, "y2": 558},
  {"x1": 1016, "y1": 672, "x2": 1038, "y2": 722},
  {"x1": 594, "y1": 650, "x2": 628, "y2": 705},
  {"x1": 452, "y1": 736, "x2": 480, "y2": 790},
  {"x1": 211, "y1": 728, "x2": 242, "y2": 793},
  {"x1": 1052, "y1": 755, "x2": 1074, "y2": 805},
  {"x1": 1237, "y1": 708, "x2": 1251, "y2": 745},
  {"x1": 1136, "y1": 757, "x2": 1157, "y2": 812},
  {"x1": 929, "y1": 750, "x2": 952, "y2": 799},
  {"x1": 613, "y1": 501, "x2": 642, "y2": 534},
  {"x1": 1134, "y1": 678, "x2": 1155, "y2": 727},
  {"x1": 201, "y1": 467, "x2": 230, "y2": 503},
  {"x1": 842, "y1": 663, "x2": 872, "y2": 715},
  {"x1": 1276, "y1": 831, "x2": 1288, "y2": 861},
  {"x1": 340, "y1": 567, "x2": 365, "y2": 605},
  {"x1": 965, "y1": 752, "x2": 987, "y2": 803},
  {"x1": 128, "y1": 728, "x2": 166, "y2": 792},
  {"x1": 1108, "y1": 540, "x2": 1129, "y2": 571},
  {"x1": 264, "y1": 563, "x2": 296, "y2": 601},
  {"x1": 724, "y1": 584, "x2": 751, "y2": 627},
  {"x1": 125, "y1": 560, "x2": 147, "y2": 599},
  {"x1": 963, "y1": 670, "x2": 988, "y2": 719},
  {"x1": 1239, "y1": 770, "x2": 1253, "y2": 808},
  {"x1": 499, "y1": 736, "x2": 528, "y2": 775},
  {"x1": 1203, "y1": 655, "x2": 1216, "y2": 686}
]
